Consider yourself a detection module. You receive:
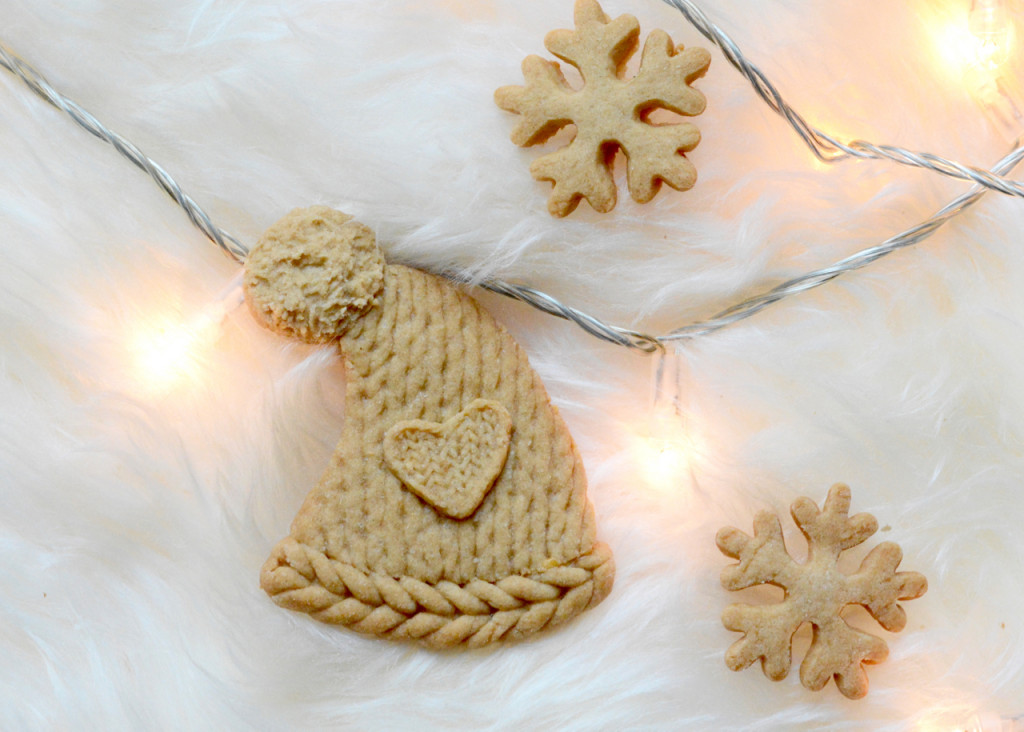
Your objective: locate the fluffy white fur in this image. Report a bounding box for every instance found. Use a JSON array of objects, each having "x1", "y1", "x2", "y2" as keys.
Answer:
[{"x1": 2, "y1": 0, "x2": 1023, "y2": 728}]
